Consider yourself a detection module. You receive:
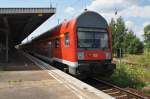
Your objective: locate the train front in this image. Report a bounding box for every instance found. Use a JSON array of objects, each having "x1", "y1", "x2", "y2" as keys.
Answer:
[{"x1": 76, "y1": 11, "x2": 116, "y2": 77}]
